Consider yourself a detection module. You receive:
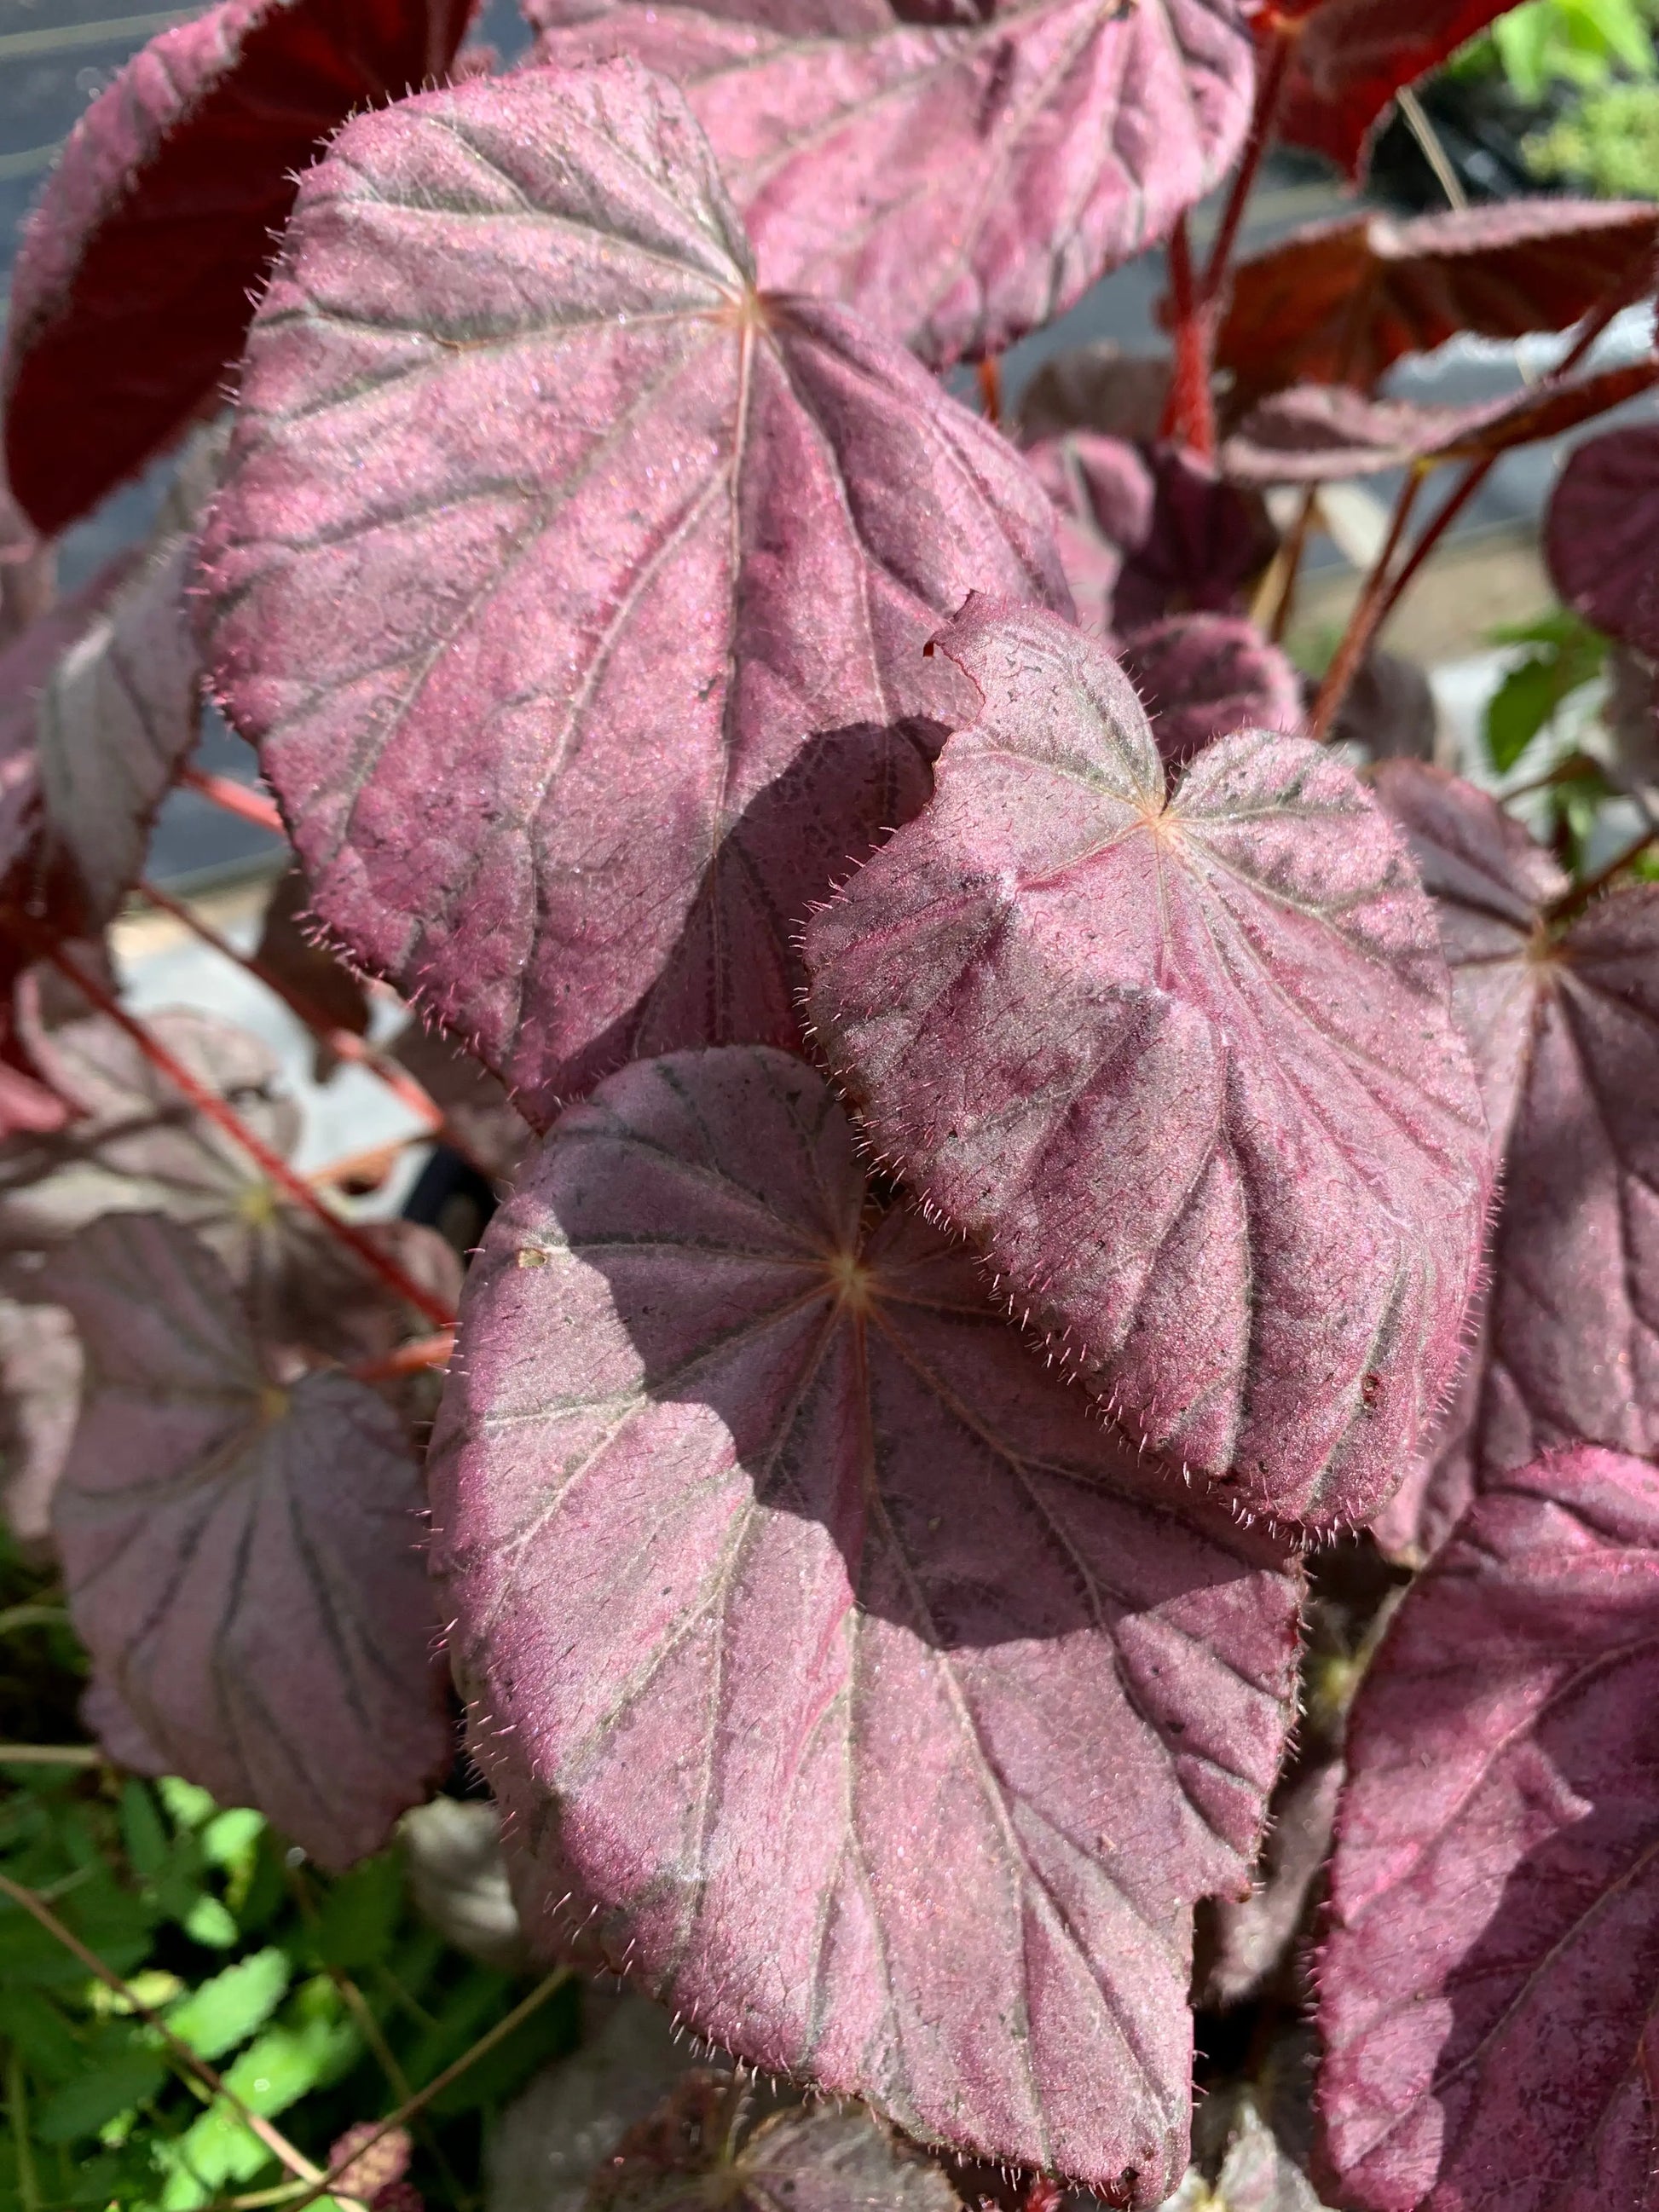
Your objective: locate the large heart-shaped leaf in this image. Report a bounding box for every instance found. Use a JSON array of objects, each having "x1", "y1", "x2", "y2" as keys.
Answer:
[
  {"x1": 1269, "y1": 0, "x2": 1517, "y2": 179},
  {"x1": 199, "y1": 61, "x2": 1066, "y2": 1129},
  {"x1": 1, "y1": 0, "x2": 477, "y2": 534},
  {"x1": 1372, "y1": 763, "x2": 1659, "y2": 1561},
  {"x1": 1316, "y1": 1446, "x2": 1659, "y2": 2212},
  {"x1": 429, "y1": 1045, "x2": 1300, "y2": 2197},
  {"x1": 524, "y1": 0, "x2": 1252, "y2": 367},
  {"x1": 1545, "y1": 425, "x2": 1659, "y2": 660},
  {"x1": 804, "y1": 601, "x2": 1489, "y2": 1526},
  {"x1": 51, "y1": 1211, "x2": 451, "y2": 1868},
  {"x1": 1217, "y1": 201, "x2": 1659, "y2": 405}
]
